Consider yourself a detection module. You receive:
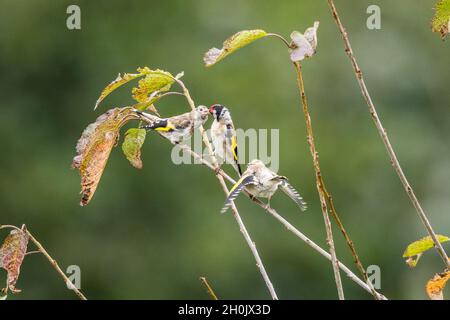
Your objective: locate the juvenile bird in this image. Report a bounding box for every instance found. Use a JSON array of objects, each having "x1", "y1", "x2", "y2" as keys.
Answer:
[
  {"x1": 221, "y1": 159, "x2": 307, "y2": 213},
  {"x1": 135, "y1": 106, "x2": 209, "y2": 144},
  {"x1": 209, "y1": 104, "x2": 242, "y2": 176}
]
